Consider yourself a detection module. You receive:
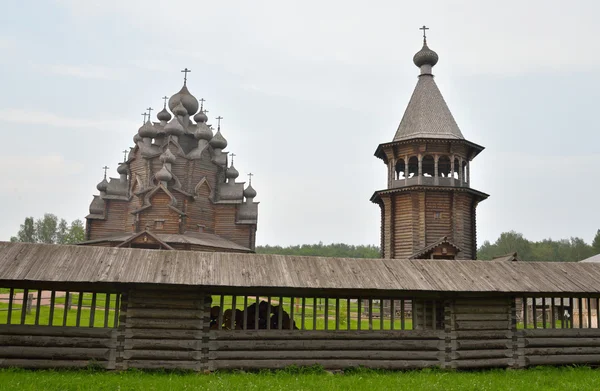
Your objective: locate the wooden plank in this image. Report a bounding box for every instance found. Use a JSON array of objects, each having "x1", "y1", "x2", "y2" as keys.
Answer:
[
  {"x1": 266, "y1": 297, "x2": 271, "y2": 330},
  {"x1": 127, "y1": 360, "x2": 198, "y2": 370},
  {"x1": 526, "y1": 354, "x2": 600, "y2": 366},
  {"x1": 210, "y1": 350, "x2": 441, "y2": 361},
  {"x1": 456, "y1": 339, "x2": 511, "y2": 350},
  {"x1": 0, "y1": 335, "x2": 116, "y2": 349},
  {"x1": 401, "y1": 300, "x2": 405, "y2": 330},
  {"x1": 243, "y1": 296, "x2": 248, "y2": 330},
  {"x1": 312, "y1": 298, "x2": 317, "y2": 330},
  {"x1": 128, "y1": 299, "x2": 203, "y2": 310},
  {"x1": 522, "y1": 329, "x2": 600, "y2": 337},
  {"x1": 218, "y1": 295, "x2": 224, "y2": 330},
  {"x1": 390, "y1": 299, "x2": 395, "y2": 331},
  {"x1": 453, "y1": 358, "x2": 510, "y2": 368},
  {"x1": 357, "y1": 298, "x2": 362, "y2": 331},
  {"x1": 123, "y1": 329, "x2": 200, "y2": 340},
  {"x1": 230, "y1": 296, "x2": 236, "y2": 330},
  {"x1": 124, "y1": 338, "x2": 197, "y2": 351},
  {"x1": 62, "y1": 292, "x2": 70, "y2": 326},
  {"x1": 209, "y1": 339, "x2": 443, "y2": 351},
  {"x1": 455, "y1": 314, "x2": 509, "y2": 321},
  {"x1": 125, "y1": 318, "x2": 203, "y2": 330},
  {"x1": 453, "y1": 349, "x2": 511, "y2": 359},
  {"x1": 0, "y1": 359, "x2": 107, "y2": 369},
  {"x1": 0, "y1": 325, "x2": 115, "y2": 338},
  {"x1": 0, "y1": 346, "x2": 110, "y2": 360},
  {"x1": 525, "y1": 347, "x2": 600, "y2": 356},
  {"x1": 380, "y1": 299, "x2": 384, "y2": 330},
  {"x1": 289, "y1": 297, "x2": 294, "y2": 331},
  {"x1": 20, "y1": 289, "x2": 29, "y2": 325},
  {"x1": 211, "y1": 359, "x2": 440, "y2": 370},
  {"x1": 34, "y1": 290, "x2": 42, "y2": 326},
  {"x1": 578, "y1": 298, "x2": 583, "y2": 329},
  {"x1": 455, "y1": 321, "x2": 509, "y2": 331},
  {"x1": 455, "y1": 330, "x2": 512, "y2": 339},
  {"x1": 542, "y1": 297, "x2": 546, "y2": 328},
  {"x1": 454, "y1": 306, "x2": 511, "y2": 315},
  {"x1": 208, "y1": 329, "x2": 444, "y2": 340},
  {"x1": 7, "y1": 288, "x2": 14, "y2": 325},
  {"x1": 278, "y1": 297, "x2": 283, "y2": 331},
  {"x1": 324, "y1": 298, "x2": 329, "y2": 331},
  {"x1": 301, "y1": 297, "x2": 306, "y2": 331},
  {"x1": 368, "y1": 299, "x2": 373, "y2": 331},
  {"x1": 347, "y1": 298, "x2": 351, "y2": 331},
  {"x1": 88, "y1": 292, "x2": 96, "y2": 327},
  {"x1": 127, "y1": 309, "x2": 204, "y2": 320},
  {"x1": 522, "y1": 296, "x2": 527, "y2": 329},
  {"x1": 76, "y1": 292, "x2": 83, "y2": 327},
  {"x1": 123, "y1": 350, "x2": 197, "y2": 360},
  {"x1": 335, "y1": 298, "x2": 340, "y2": 331},
  {"x1": 104, "y1": 293, "x2": 111, "y2": 328},
  {"x1": 524, "y1": 337, "x2": 600, "y2": 347}
]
